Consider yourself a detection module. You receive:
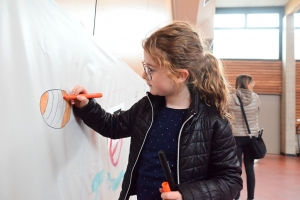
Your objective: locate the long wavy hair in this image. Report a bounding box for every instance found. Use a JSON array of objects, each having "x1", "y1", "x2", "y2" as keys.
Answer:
[{"x1": 142, "y1": 21, "x2": 232, "y2": 120}]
